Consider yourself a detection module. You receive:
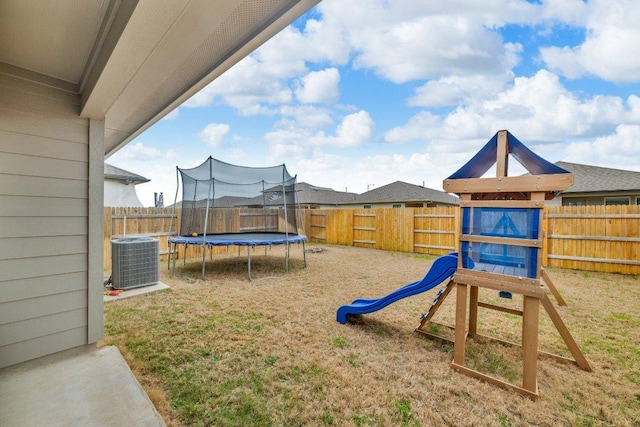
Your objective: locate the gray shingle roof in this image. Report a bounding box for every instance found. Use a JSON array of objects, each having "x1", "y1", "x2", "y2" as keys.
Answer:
[
  {"x1": 556, "y1": 162, "x2": 640, "y2": 193},
  {"x1": 104, "y1": 163, "x2": 149, "y2": 184},
  {"x1": 352, "y1": 181, "x2": 459, "y2": 205},
  {"x1": 295, "y1": 182, "x2": 357, "y2": 205}
]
